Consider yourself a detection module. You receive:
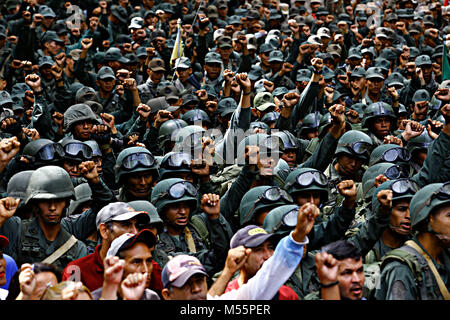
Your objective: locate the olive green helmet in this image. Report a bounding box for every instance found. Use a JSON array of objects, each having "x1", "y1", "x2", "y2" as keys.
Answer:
[
  {"x1": 406, "y1": 131, "x2": 434, "y2": 158},
  {"x1": 298, "y1": 112, "x2": 321, "y2": 138},
  {"x1": 409, "y1": 182, "x2": 450, "y2": 230},
  {"x1": 263, "y1": 204, "x2": 300, "y2": 236},
  {"x1": 128, "y1": 200, "x2": 164, "y2": 233},
  {"x1": 361, "y1": 102, "x2": 396, "y2": 129},
  {"x1": 362, "y1": 162, "x2": 398, "y2": 203},
  {"x1": 7, "y1": 170, "x2": 35, "y2": 208},
  {"x1": 239, "y1": 186, "x2": 294, "y2": 227},
  {"x1": 158, "y1": 151, "x2": 192, "y2": 181},
  {"x1": 181, "y1": 109, "x2": 211, "y2": 127},
  {"x1": 68, "y1": 183, "x2": 93, "y2": 216},
  {"x1": 157, "y1": 119, "x2": 188, "y2": 151},
  {"x1": 114, "y1": 146, "x2": 158, "y2": 184},
  {"x1": 172, "y1": 125, "x2": 206, "y2": 156},
  {"x1": 372, "y1": 179, "x2": 419, "y2": 207},
  {"x1": 25, "y1": 165, "x2": 75, "y2": 205},
  {"x1": 270, "y1": 130, "x2": 299, "y2": 152},
  {"x1": 284, "y1": 167, "x2": 329, "y2": 204},
  {"x1": 22, "y1": 139, "x2": 64, "y2": 166},
  {"x1": 151, "y1": 178, "x2": 198, "y2": 217},
  {"x1": 335, "y1": 130, "x2": 373, "y2": 162},
  {"x1": 369, "y1": 144, "x2": 411, "y2": 166}
]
